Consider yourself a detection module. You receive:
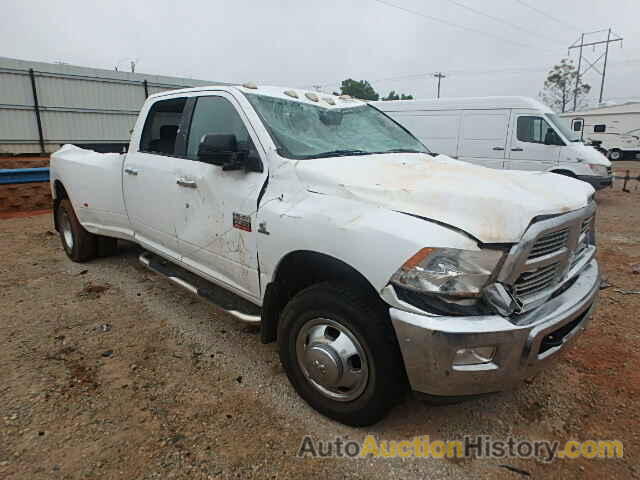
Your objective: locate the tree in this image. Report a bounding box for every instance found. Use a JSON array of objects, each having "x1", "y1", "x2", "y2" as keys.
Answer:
[
  {"x1": 339, "y1": 79, "x2": 379, "y2": 101},
  {"x1": 540, "y1": 58, "x2": 591, "y2": 113},
  {"x1": 382, "y1": 90, "x2": 414, "y2": 101}
]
